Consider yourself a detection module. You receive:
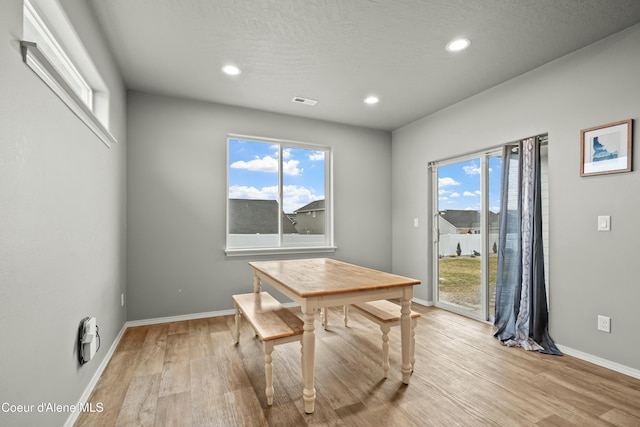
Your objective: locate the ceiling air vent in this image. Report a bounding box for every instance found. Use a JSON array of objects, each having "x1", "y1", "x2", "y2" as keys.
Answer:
[{"x1": 292, "y1": 96, "x2": 318, "y2": 106}]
